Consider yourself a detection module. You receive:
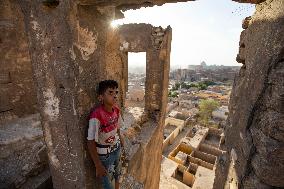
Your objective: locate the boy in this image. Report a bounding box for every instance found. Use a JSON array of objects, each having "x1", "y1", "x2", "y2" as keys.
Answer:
[{"x1": 87, "y1": 80, "x2": 124, "y2": 189}]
